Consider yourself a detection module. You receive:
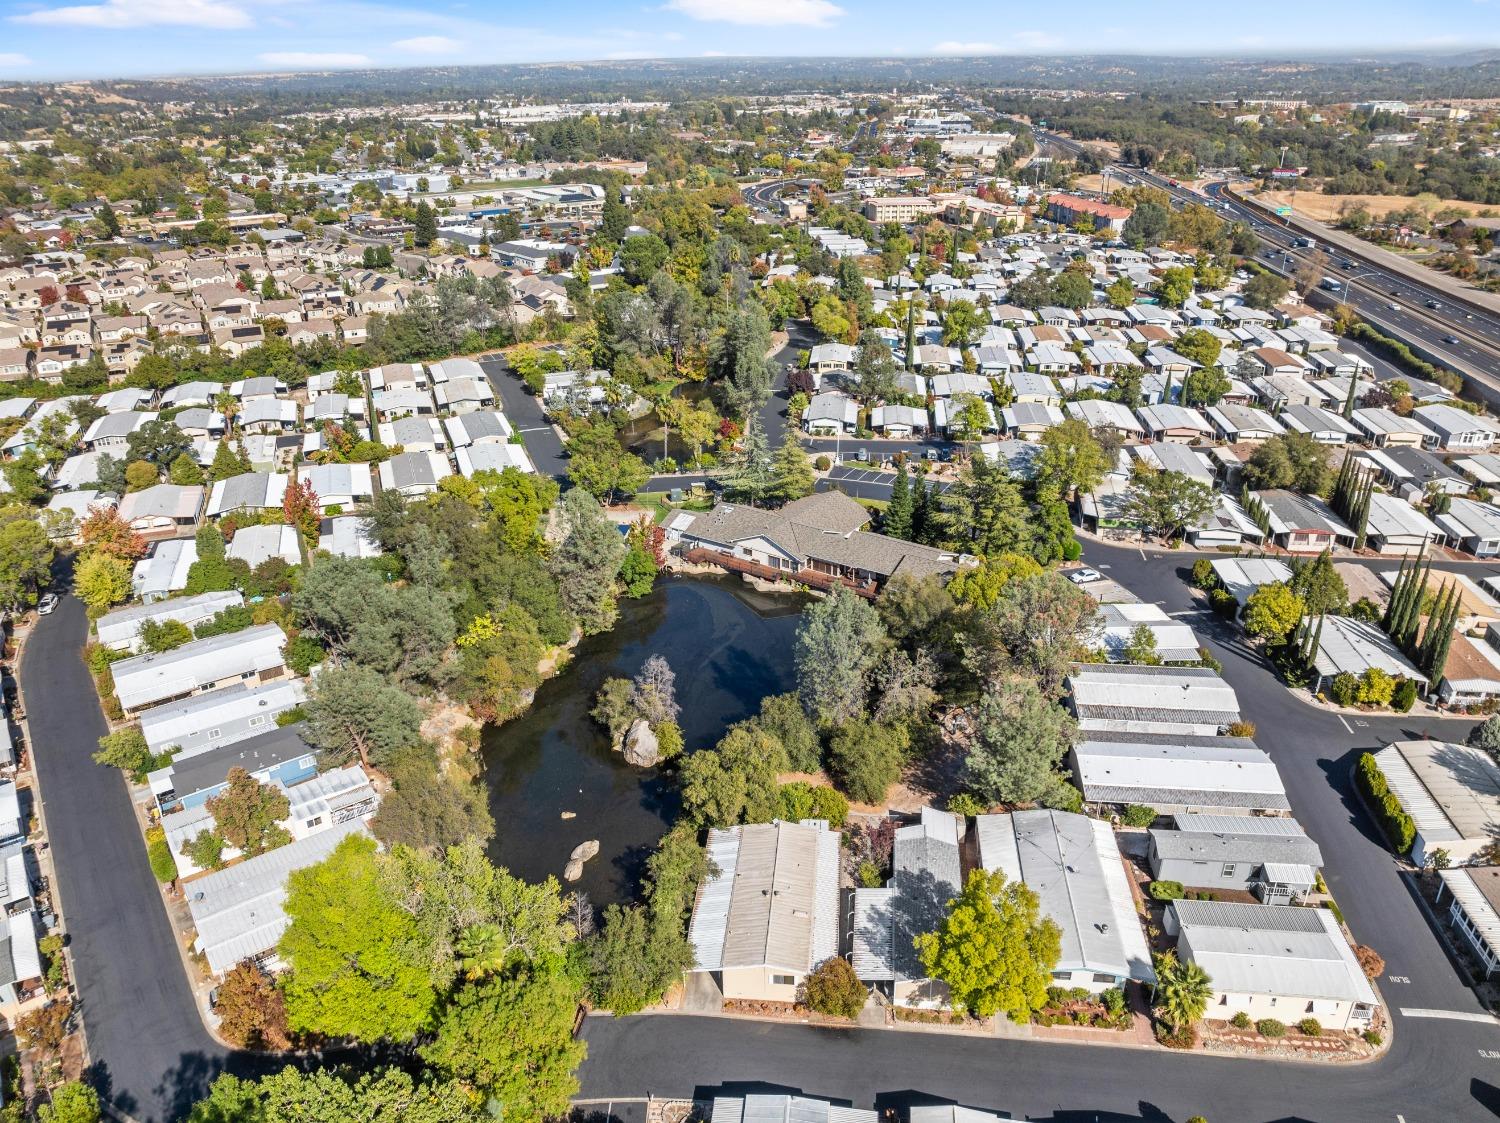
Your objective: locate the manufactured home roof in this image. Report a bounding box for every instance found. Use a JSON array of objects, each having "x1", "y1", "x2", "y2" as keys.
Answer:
[
  {"x1": 1072, "y1": 738, "x2": 1289, "y2": 811},
  {"x1": 1373, "y1": 740, "x2": 1500, "y2": 844}
]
